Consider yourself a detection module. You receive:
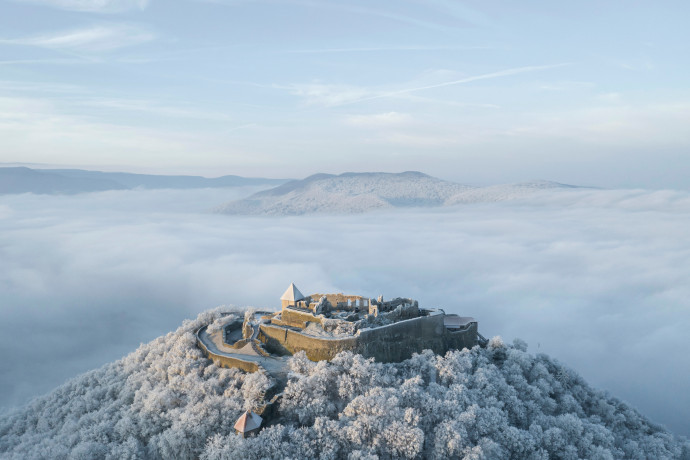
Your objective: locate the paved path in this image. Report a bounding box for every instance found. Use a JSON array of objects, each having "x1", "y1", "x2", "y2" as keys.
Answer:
[{"x1": 197, "y1": 317, "x2": 289, "y2": 377}]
